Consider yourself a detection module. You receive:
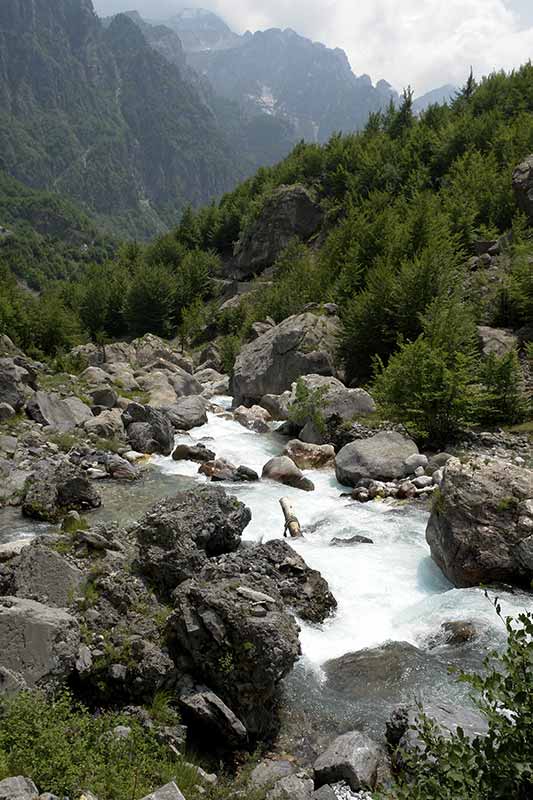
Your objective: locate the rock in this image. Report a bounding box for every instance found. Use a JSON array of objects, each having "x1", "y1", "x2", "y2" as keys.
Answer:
[
  {"x1": 313, "y1": 731, "x2": 381, "y2": 791},
  {"x1": 477, "y1": 326, "x2": 519, "y2": 358},
  {"x1": 0, "y1": 435, "x2": 17, "y2": 456},
  {"x1": 0, "y1": 777, "x2": 39, "y2": 800},
  {"x1": 0, "y1": 596, "x2": 80, "y2": 691},
  {"x1": 172, "y1": 443, "x2": 216, "y2": 462},
  {"x1": 0, "y1": 402, "x2": 15, "y2": 420},
  {"x1": 250, "y1": 321, "x2": 275, "y2": 340},
  {"x1": 199, "y1": 459, "x2": 259, "y2": 483},
  {"x1": 232, "y1": 313, "x2": 338, "y2": 406},
  {"x1": 234, "y1": 184, "x2": 323, "y2": 277},
  {"x1": 22, "y1": 461, "x2": 101, "y2": 522},
  {"x1": 6, "y1": 544, "x2": 83, "y2": 607},
  {"x1": 0, "y1": 358, "x2": 33, "y2": 411},
  {"x1": 330, "y1": 535, "x2": 373, "y2": 546},
  {"x1": 426, "y1": 452, "x2": 453, "y2": 474},
  {"x1": 251, "y1": 760, "x2": 296, "y2": 788},
  {"x1": 234, "y1": 404, "x2": 272, "y2": 433},
  {"x1": 202, "y1": 538, "x2": 336, "y2": 624},
  {"x1": 0, "y1": 540, "x2": 31, "y2": 562},
  {"x1": 80, "y1": 366, "x2": 109, "y2": 384},
  {"x1": 262, "y1": 456, "x2": 315, "y2": 491},
  {"x1": 411, "y1": 475, "x2": 433, "y2": 489},
  {"x1": 106, "y1": 454, "x2": 138, "y2": 480},
  {"x1": 426, "y1": 456, "x2": 533, "y2": 587},
  {"x1": 136, "y1": 372, "x2": 177, "y2": 407},
  {"x1": 404, "y1": 453, "x2": 428, "y2": 473},
  {"x1": 123, "y1": 403, "x2": 174, "y2": 455},
  {"x1": 133, "y1": 334, "x2": 192, "y2": 373},
  {"x1": 135, "y1": 485, "x2": 251, "y2": 596},
  {"x1": 89, "y1": 387, "x2": 118, "y2": 408},
  {"x1": 335, "y1": 432, "x2": 419, "y2": 487},
  {"x1": 426, "y1": 621, "x2": 478, "y2": 649},
  {"x1": 167, "y1": 571, "x2": 301, "y2": 736},
  {"x1": 84, "y1": 409, "x2": 125, "y2": 440},
  {"x1": 267, "y1": 775, "x2": 314, "y2": 800},
  {"x1": 283, "y1": 440, "x2": 334, "y2": 470},
  {"x1": 198, "y1": 343, "x2": 222, "y2": 372},
  {"x1": 260, "y1": 391, "x2": 292, "y2": 420},
  {"x1": 179, "y1": 684, "x2": 248, "y2": 746},
  {"x1": 194, "y1": 367, "x2": 225, "y2": 385},
  {"x1": 138, "y1": 782, "x2": 185, "y2": 800},
  {"x1": 161, "y1": 396, "x2": 208, "y2": 431},
  {"x1": 26, "y1": 391, "x2": 92, "y2": 431},
  {"x1": 512, "y1": 154, "x2": 533, "y2": 220},
  {"x1": 294, "y1": 375, "x2": 376, "y2": 426},
  {"x1": 387, "y1": 702, "x2": 488, "y2": 760}
]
